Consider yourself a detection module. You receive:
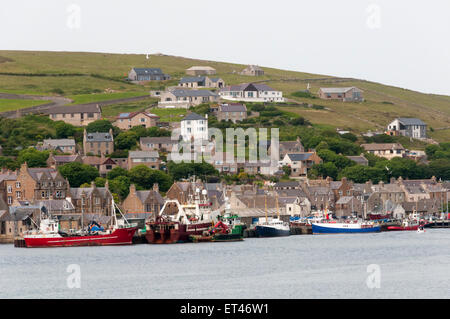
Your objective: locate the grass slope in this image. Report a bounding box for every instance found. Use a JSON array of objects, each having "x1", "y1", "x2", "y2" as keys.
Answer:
[{"x1": 0, "y1": 51, "x2": 449, "y2": 142}]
